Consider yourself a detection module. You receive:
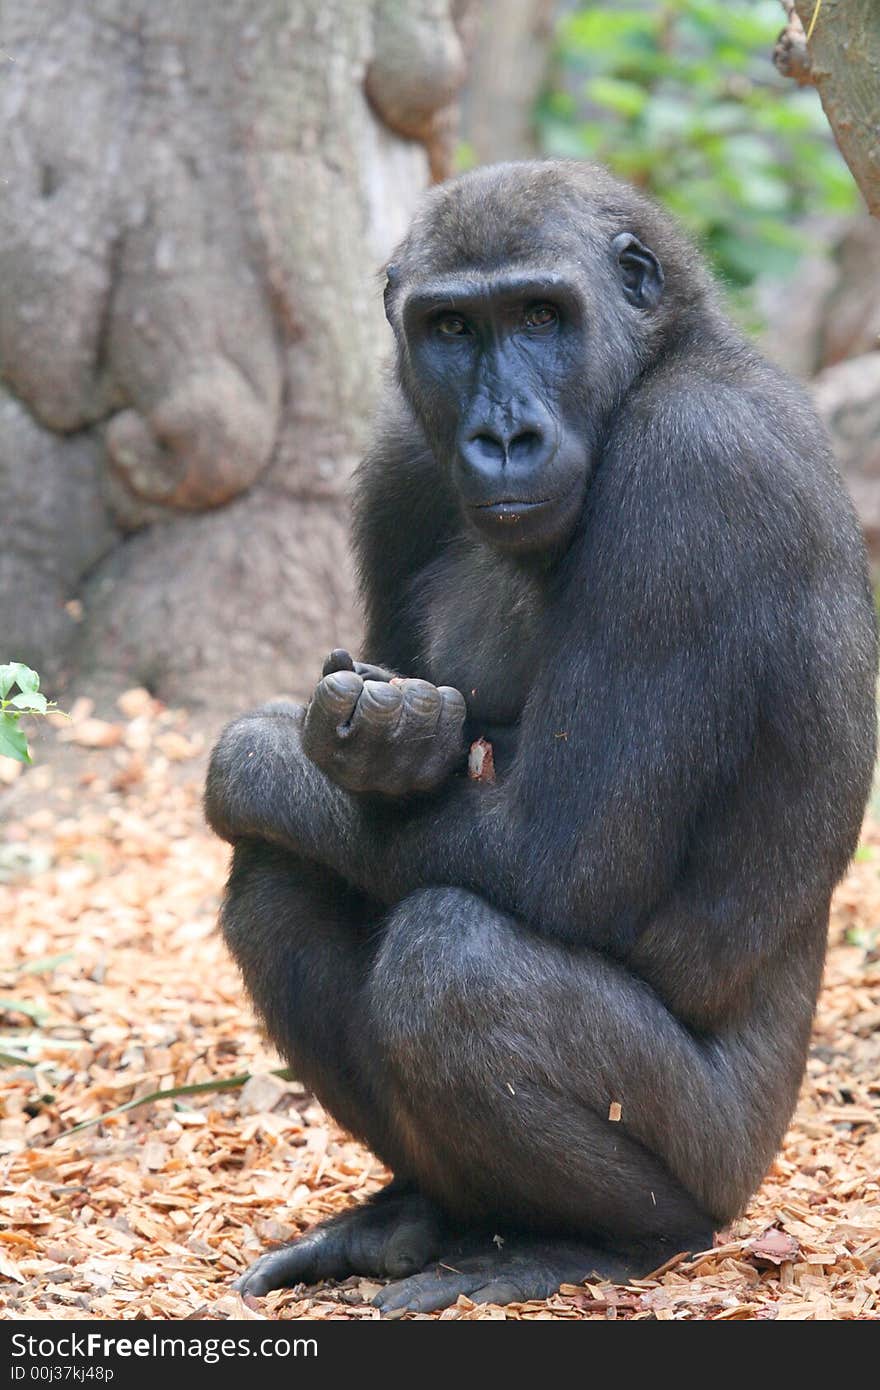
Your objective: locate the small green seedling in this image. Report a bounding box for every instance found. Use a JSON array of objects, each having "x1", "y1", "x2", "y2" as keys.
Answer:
[{"x1": 0, "y1": 663, "x2": 56, "y2": 763}]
